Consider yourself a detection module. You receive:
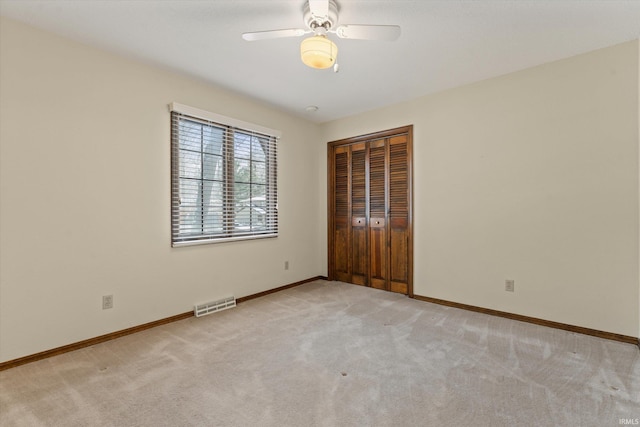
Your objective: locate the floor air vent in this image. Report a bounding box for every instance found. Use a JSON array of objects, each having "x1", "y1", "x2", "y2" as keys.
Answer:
[{"x1": 194, "y1": 296, "x2": 236, "y2": 317}]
